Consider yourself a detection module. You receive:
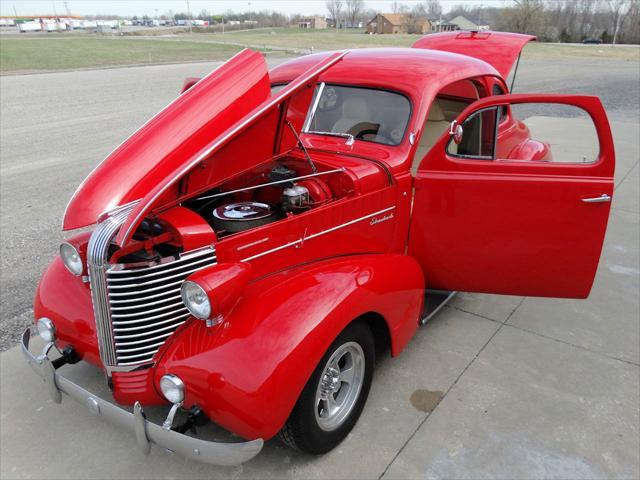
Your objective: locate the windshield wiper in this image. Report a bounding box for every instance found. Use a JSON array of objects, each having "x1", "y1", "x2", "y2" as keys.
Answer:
[{"x1": 306, "y1": 130, "x2": 354, "y2": 146}]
